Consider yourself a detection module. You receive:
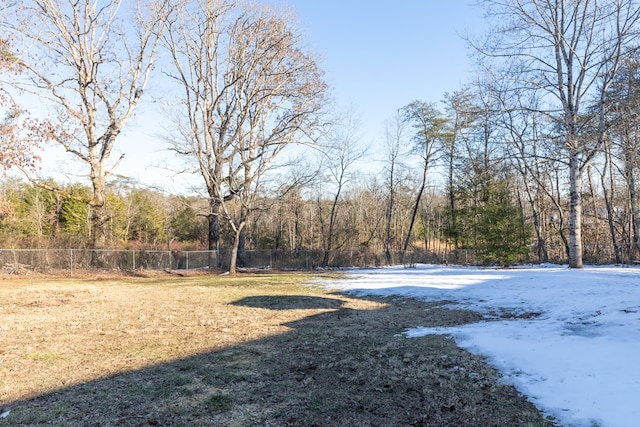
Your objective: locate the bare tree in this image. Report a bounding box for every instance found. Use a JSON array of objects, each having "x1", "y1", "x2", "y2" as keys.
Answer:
[
  {"x1": 400, "y1": 101, "x2": 447, "y2": 263},
  {"x1": 162, "y1": 0, "x2": 327, "y2": 274},
  {"x1": 497, "y1": 86, "x2": 552, "y2": 263},
  {"x1": 317, "y1": 112, "x2": 365, "y2": 267},
  {"x1": 606, "y1": 56, "x2": 640, "y2": 258},
  {"x1": 477, "y1": 0, "x2": 640, "y2": 267},
  {"x1": 3, "y1": 0, "x2": 167, "y2": 259},
  {"x1": 599, "y1": 137, "x2": 624, "y2": 262},
  {"x1": 382, "y1": 111, "x2": 406, "y2": 264}
]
